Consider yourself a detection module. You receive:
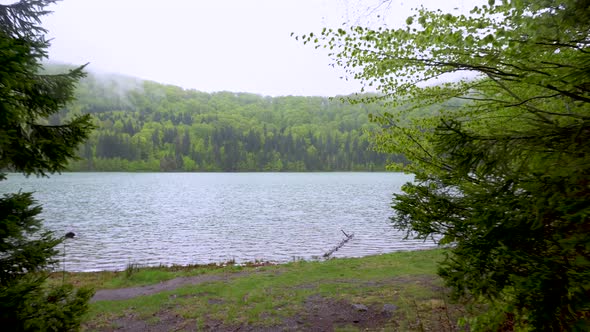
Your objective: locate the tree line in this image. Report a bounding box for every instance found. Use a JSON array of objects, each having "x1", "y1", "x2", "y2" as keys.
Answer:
[{"x1": 47, "y1": 71, "x2": 399, "y2": 172}]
